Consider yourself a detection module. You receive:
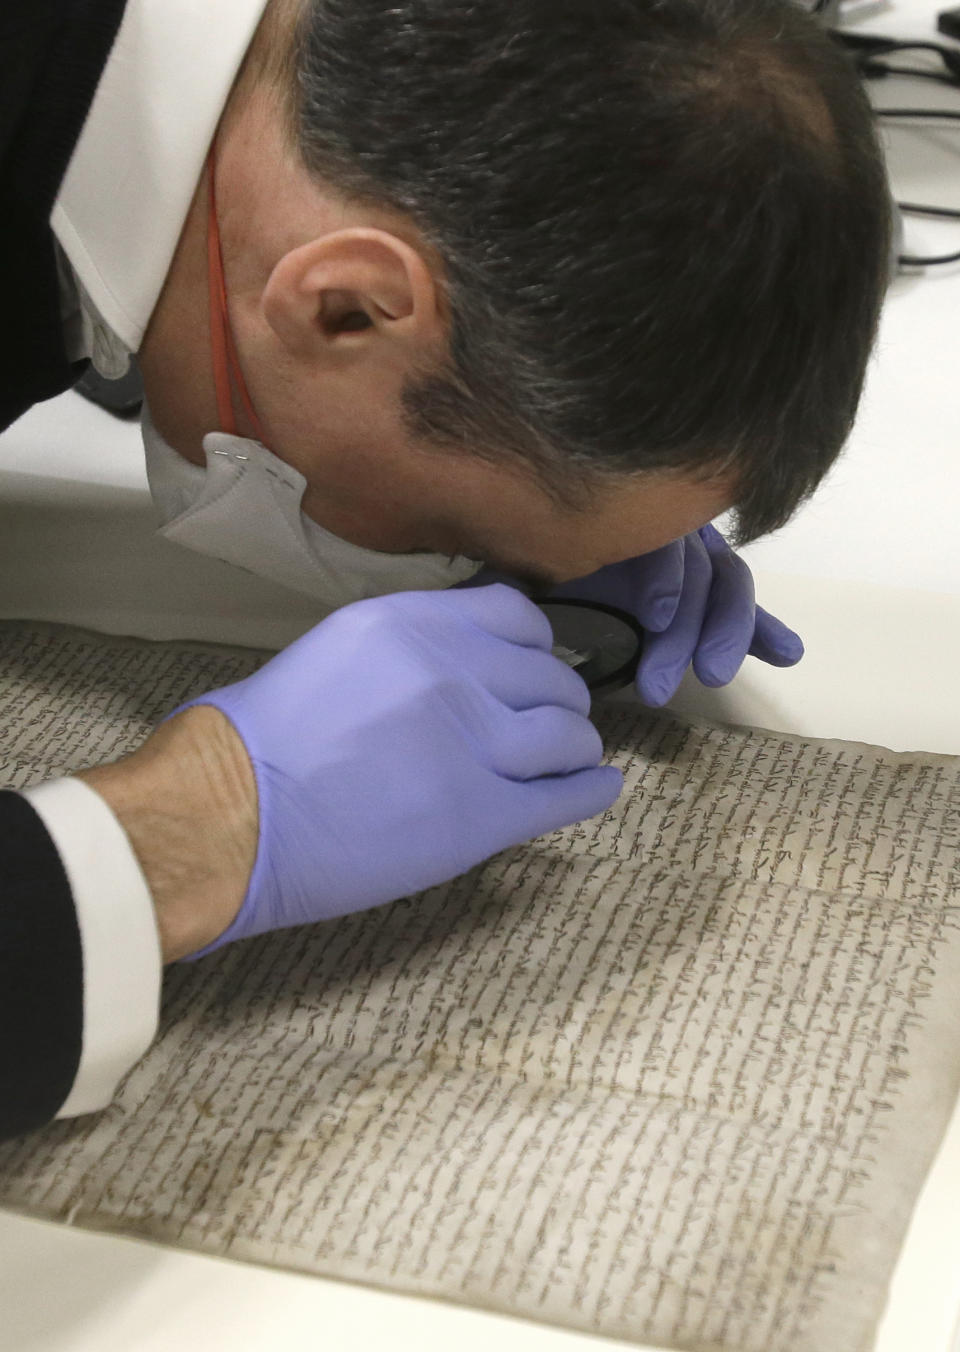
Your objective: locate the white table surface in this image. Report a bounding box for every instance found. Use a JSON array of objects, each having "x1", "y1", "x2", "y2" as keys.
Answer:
[{"x1": 1, "y1": 3, "x2": 958, "y2": 1349}]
